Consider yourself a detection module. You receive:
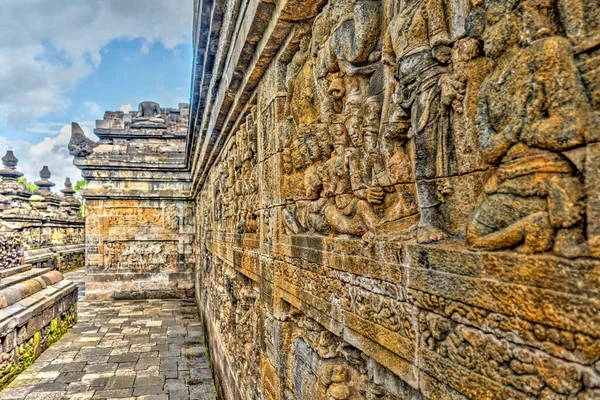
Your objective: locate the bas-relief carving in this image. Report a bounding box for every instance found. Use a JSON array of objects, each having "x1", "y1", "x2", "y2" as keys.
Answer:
[
  {"x1": 209, "y1": 110, "x2": 260, "y2": 236},
  {"x1": 278, "y1": 302, "x2": 422, "y2": 400},
  {"x1": 103, "y1": 241, "x2": 178, "y2": 272},
  {"x1": 195, "y1": 0, "x2": 600, "y2": 398},
  {"x1": 466, "y1": 0, "x2": 598, "y2": 258},
  {"x1": 272, "y1": 0, "x2": 600, "y2": 258},
  {"x1": 106, "y1": 207, "x2": 163, "y2": 227}
]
